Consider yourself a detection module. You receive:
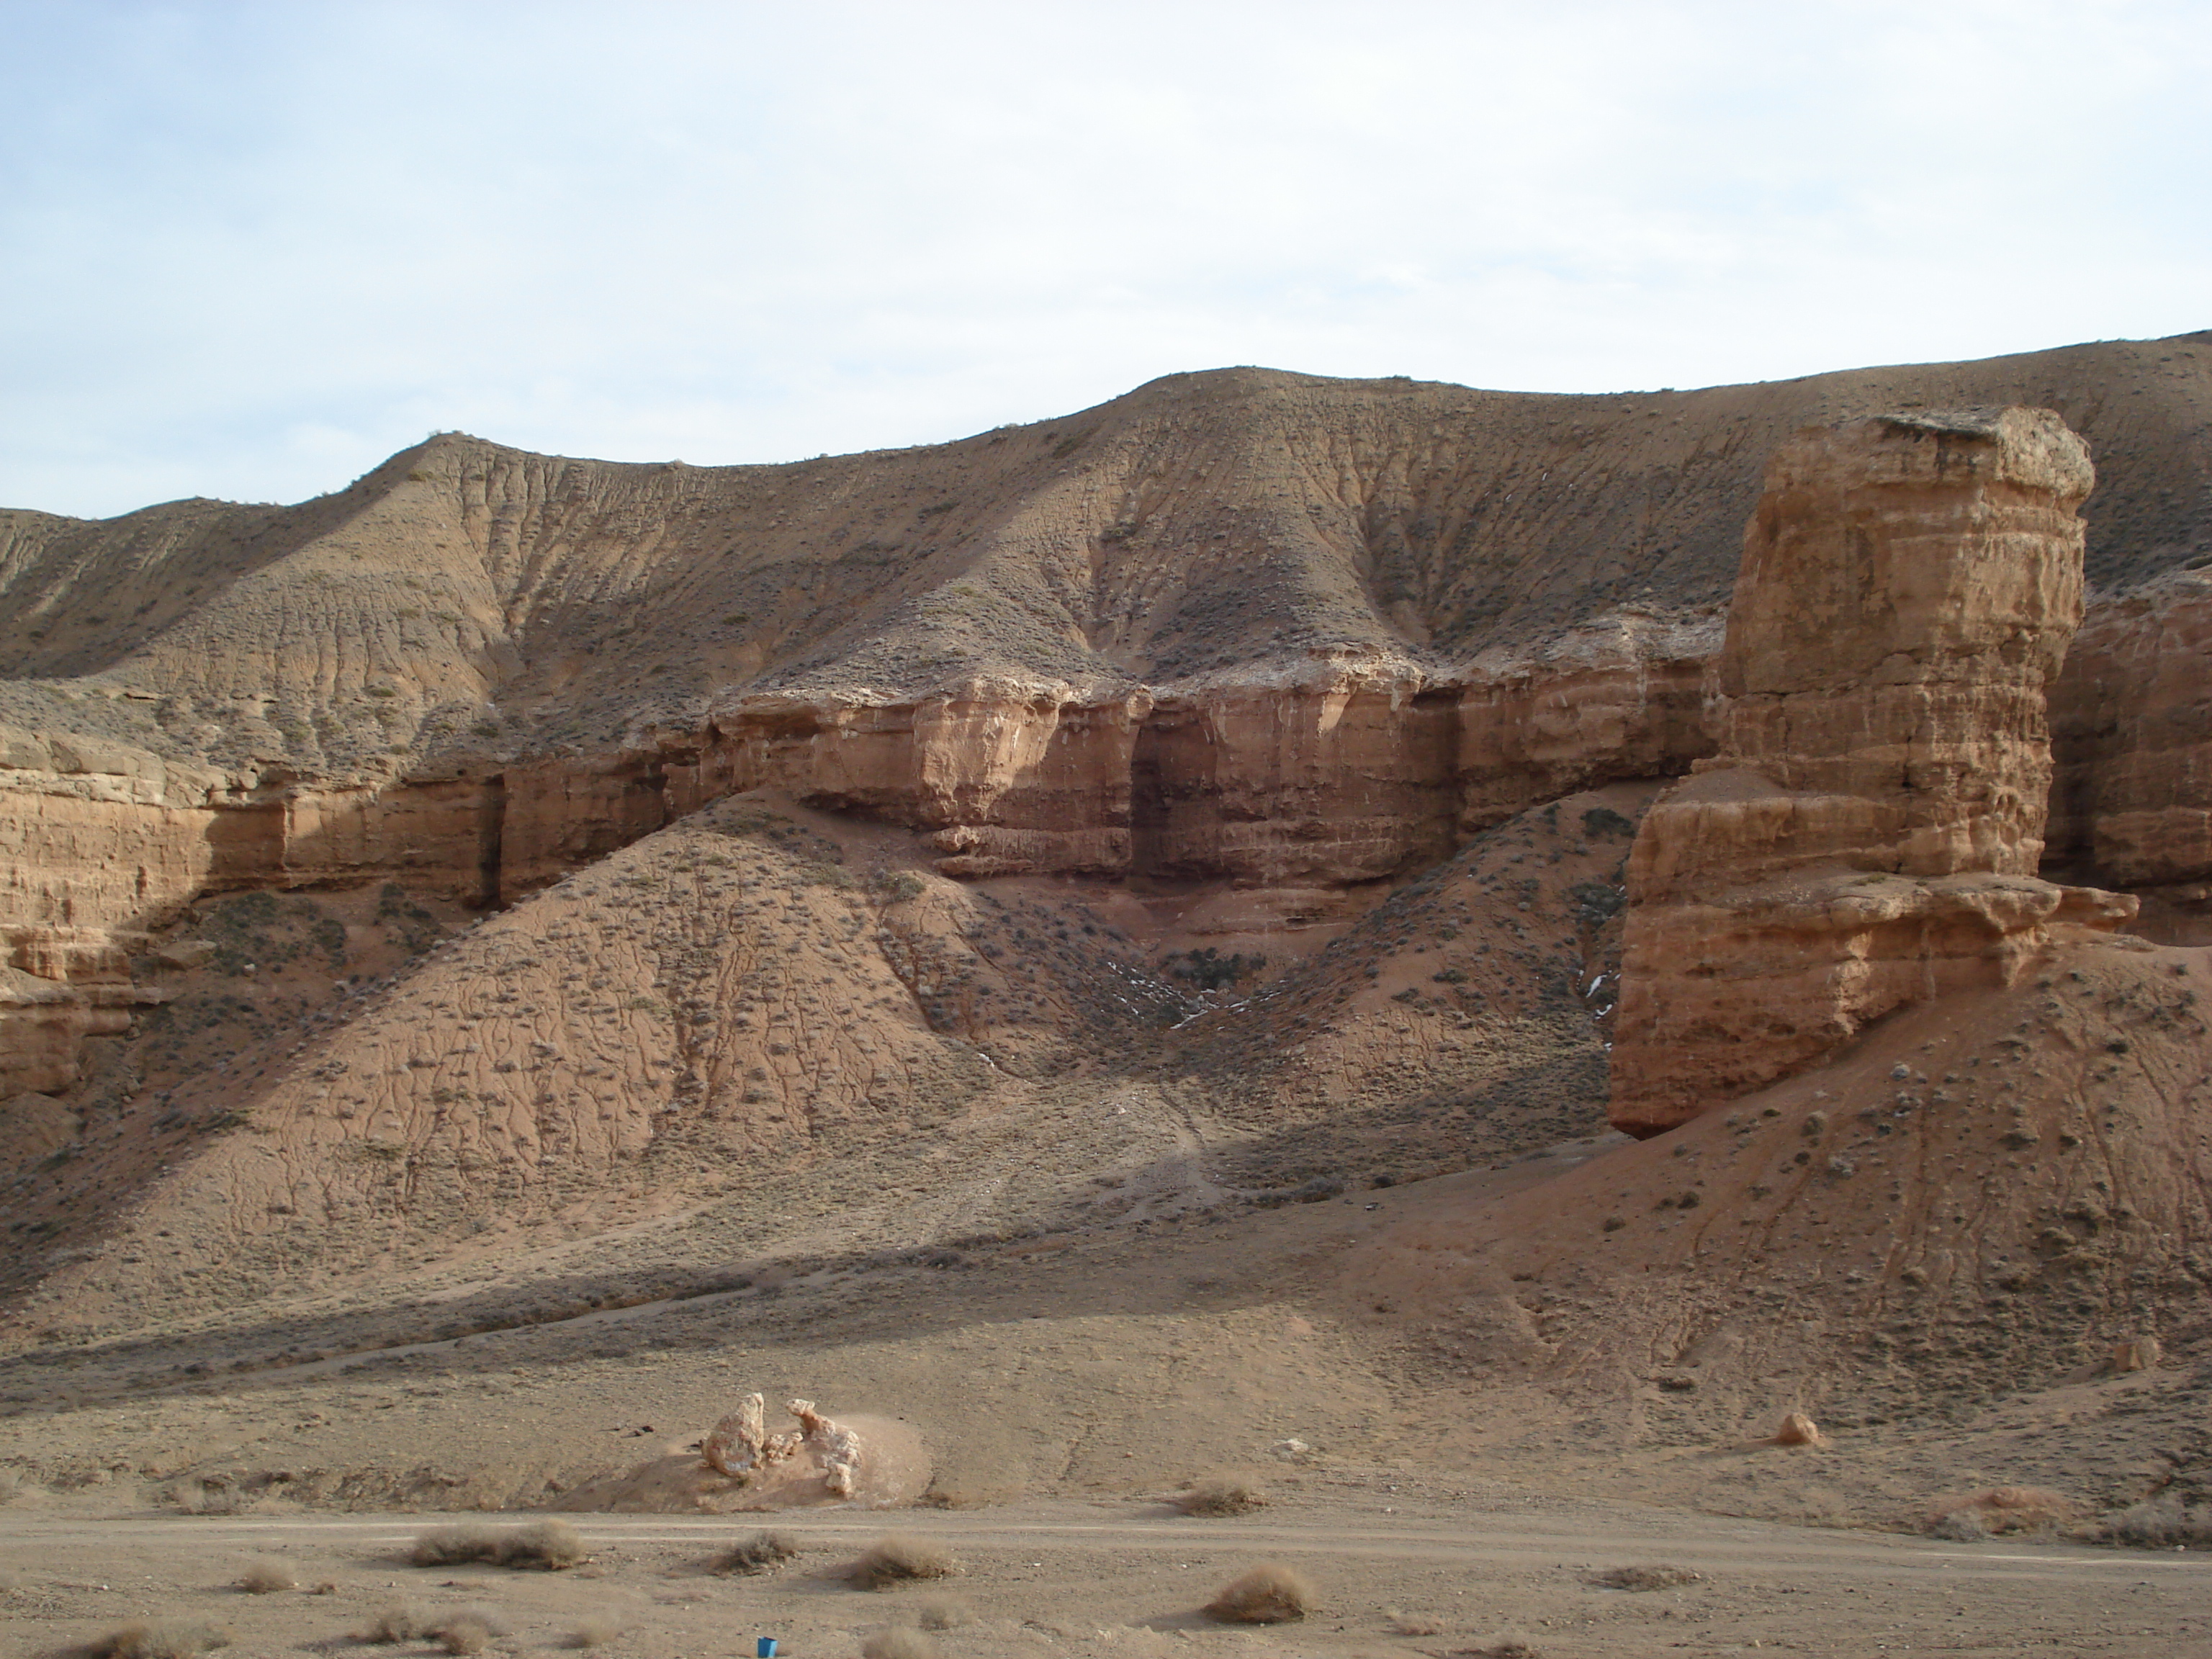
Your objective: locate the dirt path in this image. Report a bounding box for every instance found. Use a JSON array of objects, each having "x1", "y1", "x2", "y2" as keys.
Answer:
[{"x1": 5, "y1": 1500, "x2": 2208, "y2": 1657}]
